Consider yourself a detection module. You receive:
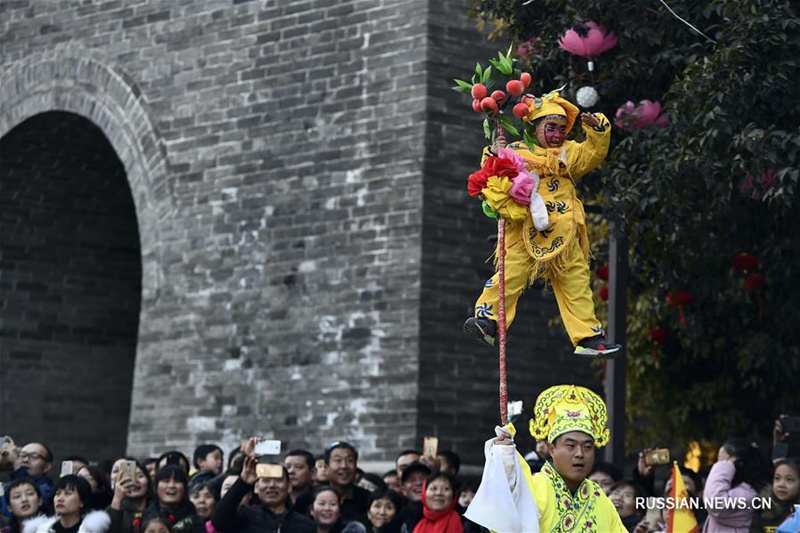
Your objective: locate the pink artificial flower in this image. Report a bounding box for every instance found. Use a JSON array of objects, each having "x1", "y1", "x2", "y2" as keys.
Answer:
[
  {"x1": 496, "y1": 148, "x2": 527, "y2": 174},
  {"x1": 508, "y1": 171, "x2": 534, "y2": 205},
  {"x1": 558, "y1": 22, "x2": 618, "y2": 58}
]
